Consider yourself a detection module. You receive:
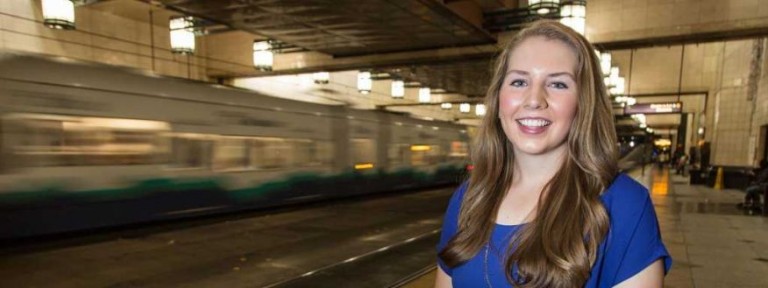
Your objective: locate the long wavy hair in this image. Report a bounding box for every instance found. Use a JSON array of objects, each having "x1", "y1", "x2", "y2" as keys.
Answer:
[{"x1": 439, "y1": 20, "x2": 618, "y2": 287}]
